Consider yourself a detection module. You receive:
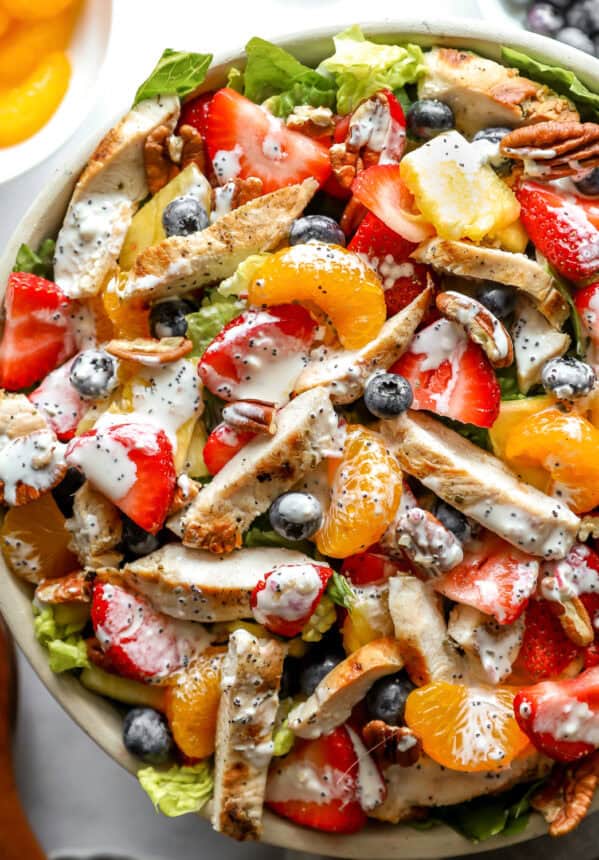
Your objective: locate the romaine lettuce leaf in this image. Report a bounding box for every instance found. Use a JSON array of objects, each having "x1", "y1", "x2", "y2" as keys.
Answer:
[
  {"x1": 134, "y1": 49, "x2": 213, "y2": 105},
  {"x1": 272, "y1": 719, "x2": 295, "y2": 756},
  {"x1": 501, "y1": 47, "x2": 599, "y2": 118},
  {"x1": 319, "y1": 25, "x2": 425, "y2": 115},
  {"x1": 33, "y1": 604, "x2": 90, "y2": 674},
  {"x1": 242, "y1": 37, "x2": 336, "y2": 118},
  {"x1": 186, "y1": 292, "x2": 245, "y2": 358},
  {"x1": 217, "y1": 253, "x2": 270, "y2": 298},
  {"x1": 13, "y1": 238, "x2": 55, "y2": 280},
  {"x1": 138, "y1": 762, "x2": 213, "y2": 817}
]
